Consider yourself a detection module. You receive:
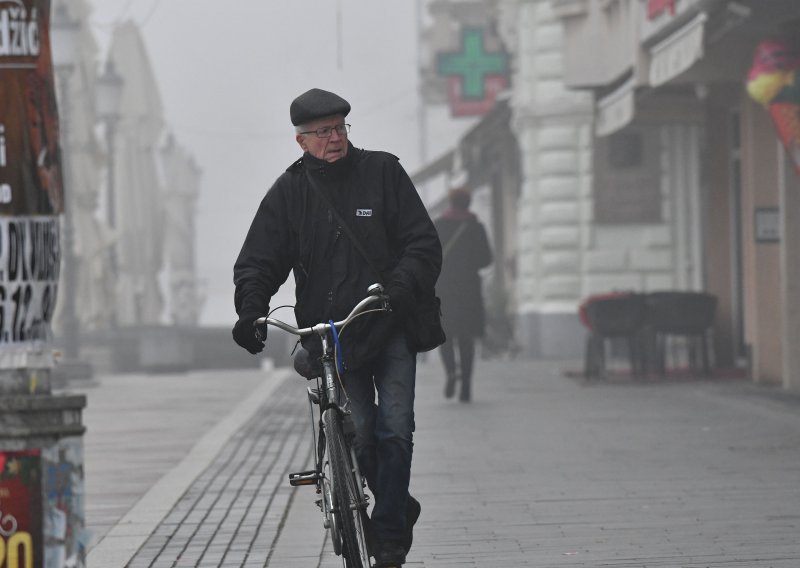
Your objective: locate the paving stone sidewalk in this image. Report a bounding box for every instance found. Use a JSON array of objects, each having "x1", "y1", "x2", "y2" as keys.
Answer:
[
  {"x1": 126, "y1": 376, "x2": 310, "y2": 568},
  {"x1": 88, "y1": 357, "x2": 800, "y2": 567}
]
